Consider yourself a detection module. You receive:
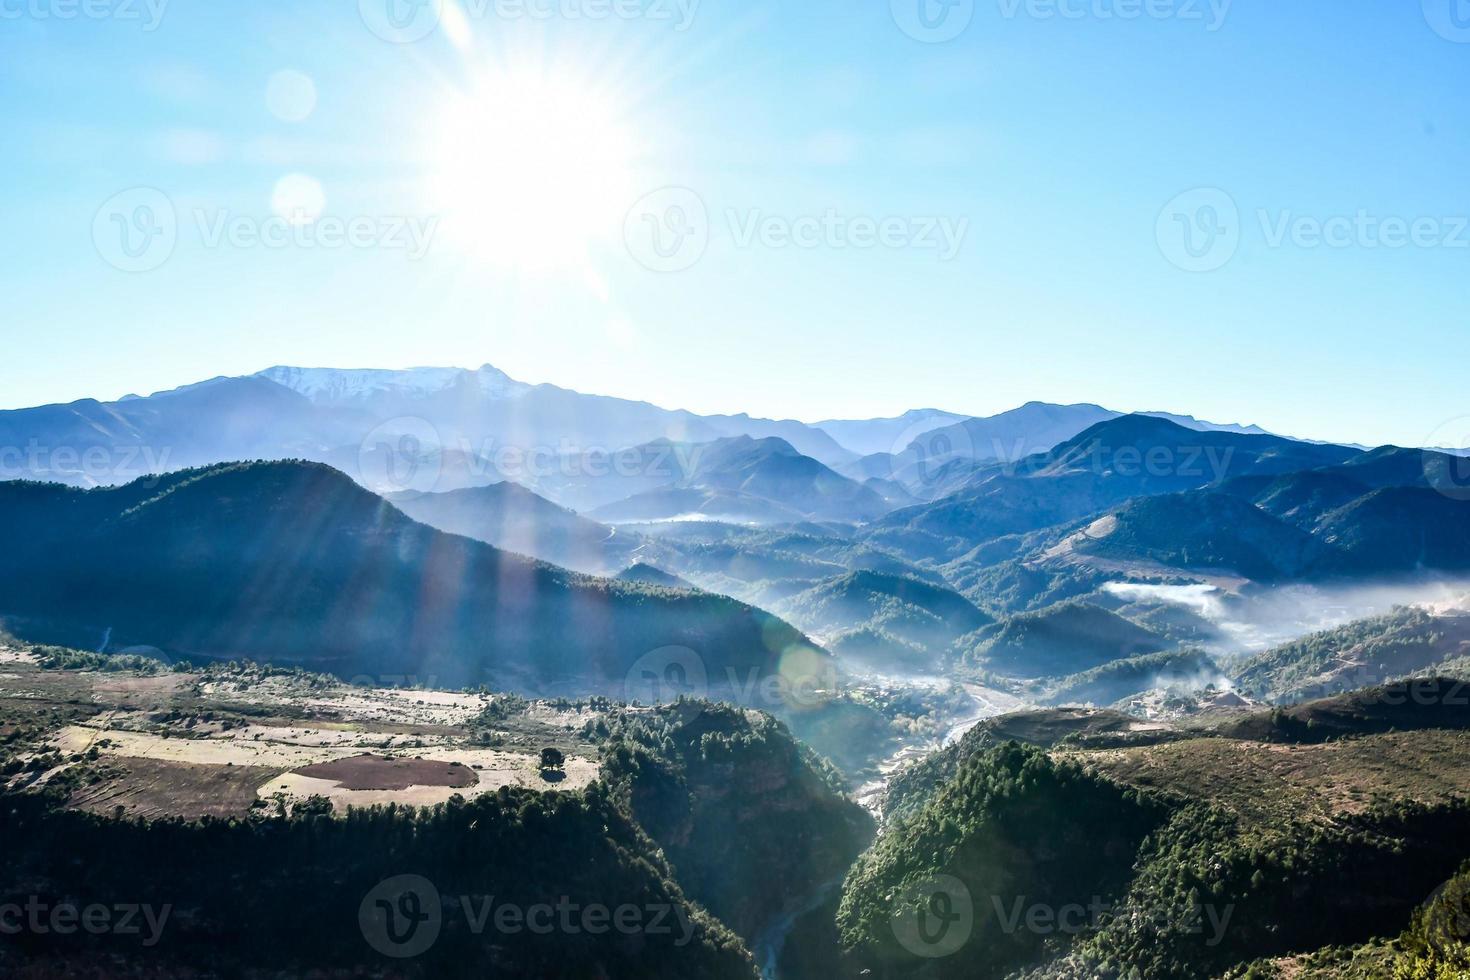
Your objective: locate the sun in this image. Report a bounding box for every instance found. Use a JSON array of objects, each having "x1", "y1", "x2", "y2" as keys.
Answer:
[{"x1": 424, "y1": 67, "x2": 638, "y2": 273}]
